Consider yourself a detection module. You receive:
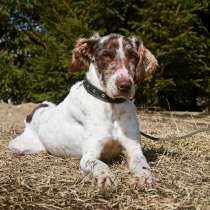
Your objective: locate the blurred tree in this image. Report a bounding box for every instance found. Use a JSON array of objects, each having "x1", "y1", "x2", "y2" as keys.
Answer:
[{"x1": 0, "y1": 0, "x2": 209, "y2": 110}]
